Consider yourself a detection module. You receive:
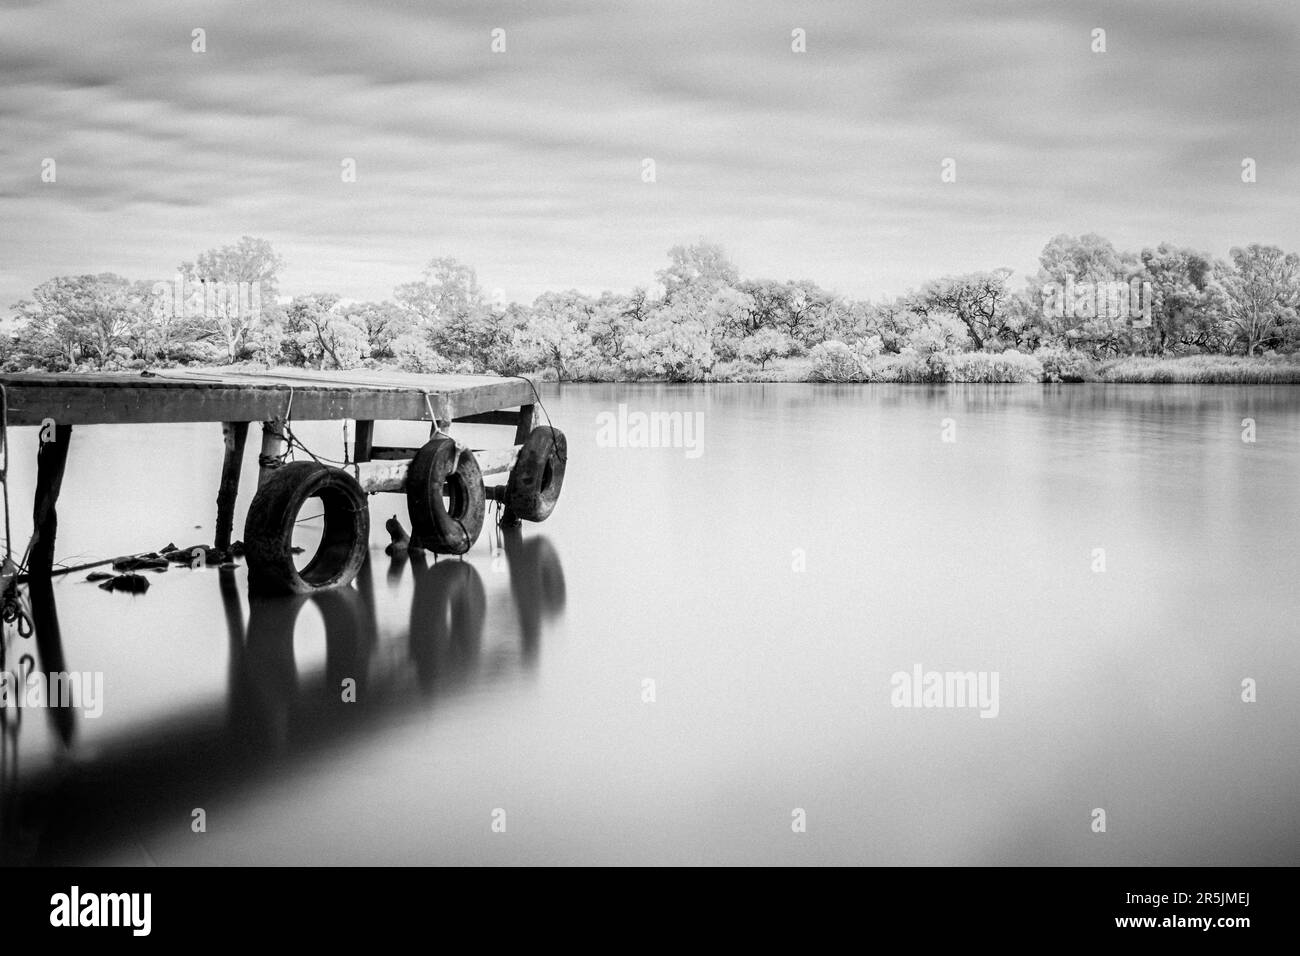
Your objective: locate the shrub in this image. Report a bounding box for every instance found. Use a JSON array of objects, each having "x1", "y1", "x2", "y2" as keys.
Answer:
[
  {"x1": 904, "y1": 315, "x2": 970, "y2": 355},
  {"x1": 864, "y1": 353, "x2": 927, "y2": 382},
  {"x1": 926, "y1": 351, "x2": 957, "y2": 382},
  {"x1": 176, "y1": 340, "x2": 226, "y2": 365},
  {"x1": 807, "y1": 341, "x2": 869, "y2": 382},
  {"x1": 392, "y1": 332, "x2": 450, "y2": 373},
  {"x1": 1097, "y1": 354, "x2": 1300, "y2": 383},
  {"x1": 948, "y1": 349, "x2": 1043, "y2": 383},
  {"x1": 852, "y1": 334, "x2": 885, "y2": 359},
  {"x1": 1036, "y1": 346, "x2": 1097, "y2": 382}
]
